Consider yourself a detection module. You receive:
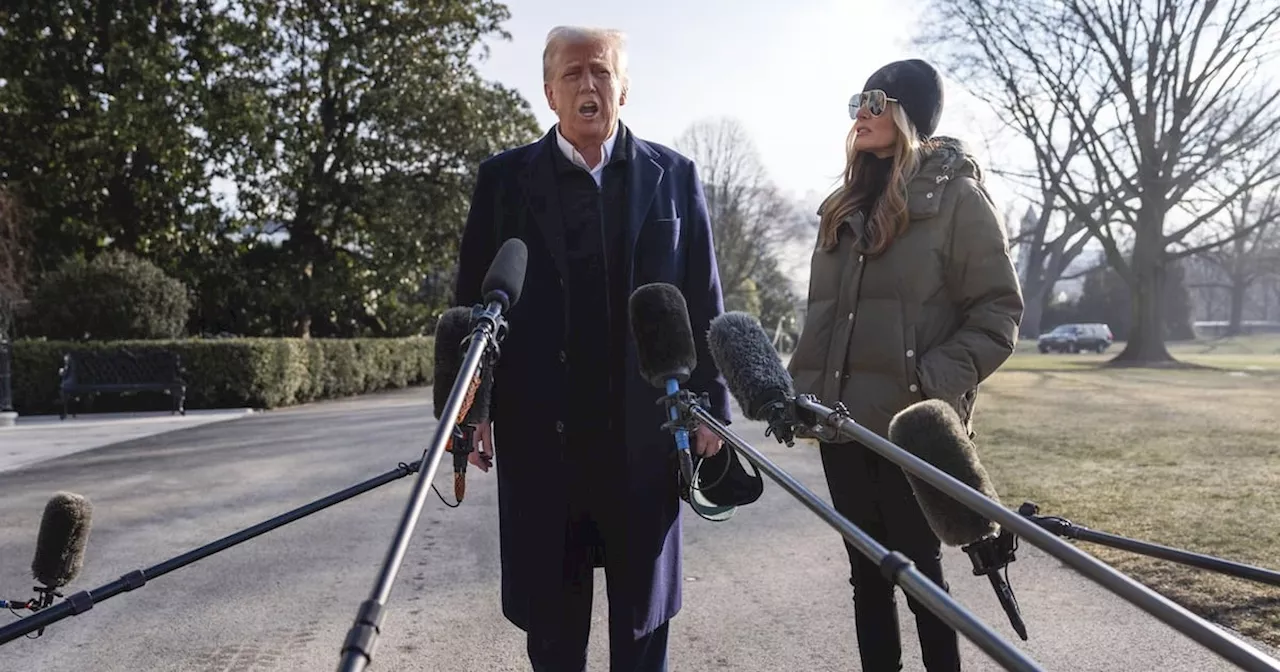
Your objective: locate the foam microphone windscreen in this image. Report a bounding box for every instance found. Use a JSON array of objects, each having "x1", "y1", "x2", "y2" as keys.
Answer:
[
  {"x1": 628, "y1": 283, "x2": 697, "y2": 387},
  {"x1": 465, "y1": 362, "x2": 494, "y2": 424},
  {"x1": 433, "y1": 307, "x2": 476, "y2": 421},
  {"x1": 888, "y1": 400, "x2": 1001, "y2": 546},
  {"x1": 31, "y1": 492, "x2": 92, "y2": 588},
  {"x1": 707, "y1": 312, "x2": 794, "y2": 420},
  {"x1": 481, "y1": 238, "x2": 528, "y2": 311}
]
